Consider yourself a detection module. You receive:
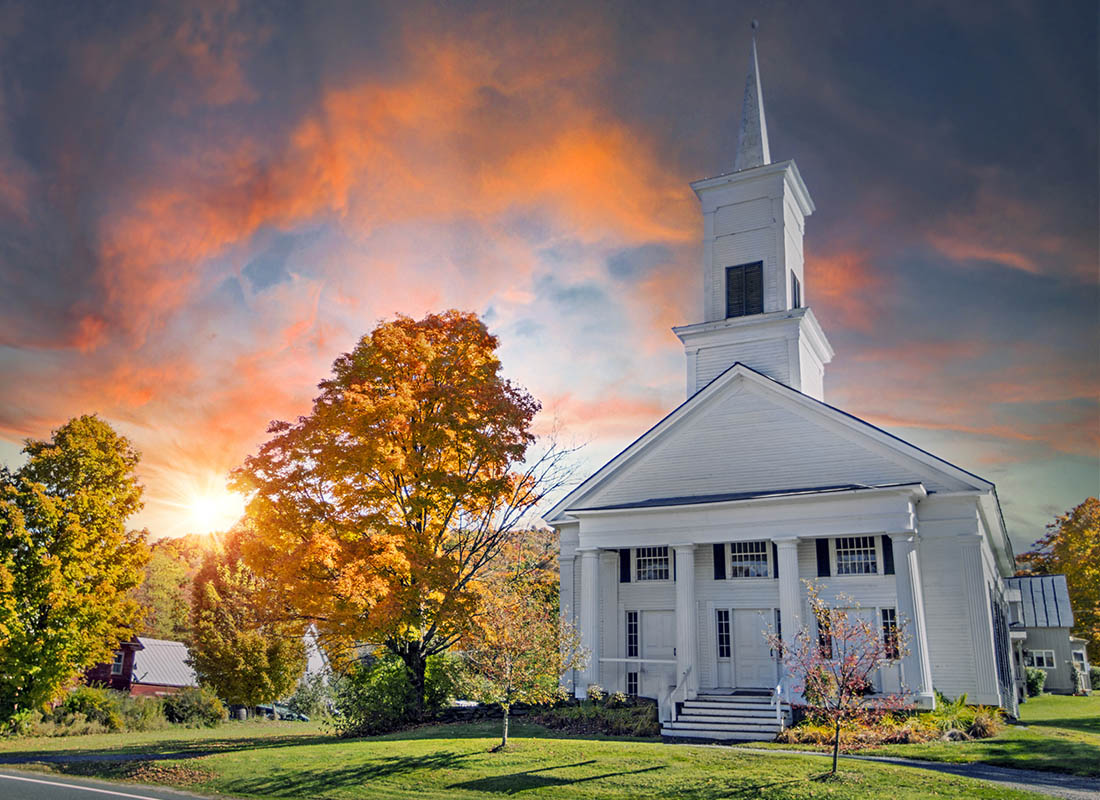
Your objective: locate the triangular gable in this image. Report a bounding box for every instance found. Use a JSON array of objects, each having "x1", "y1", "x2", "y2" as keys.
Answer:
[{"x1": 546, "y1": 363, "x2": 991, "y2": 522}]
